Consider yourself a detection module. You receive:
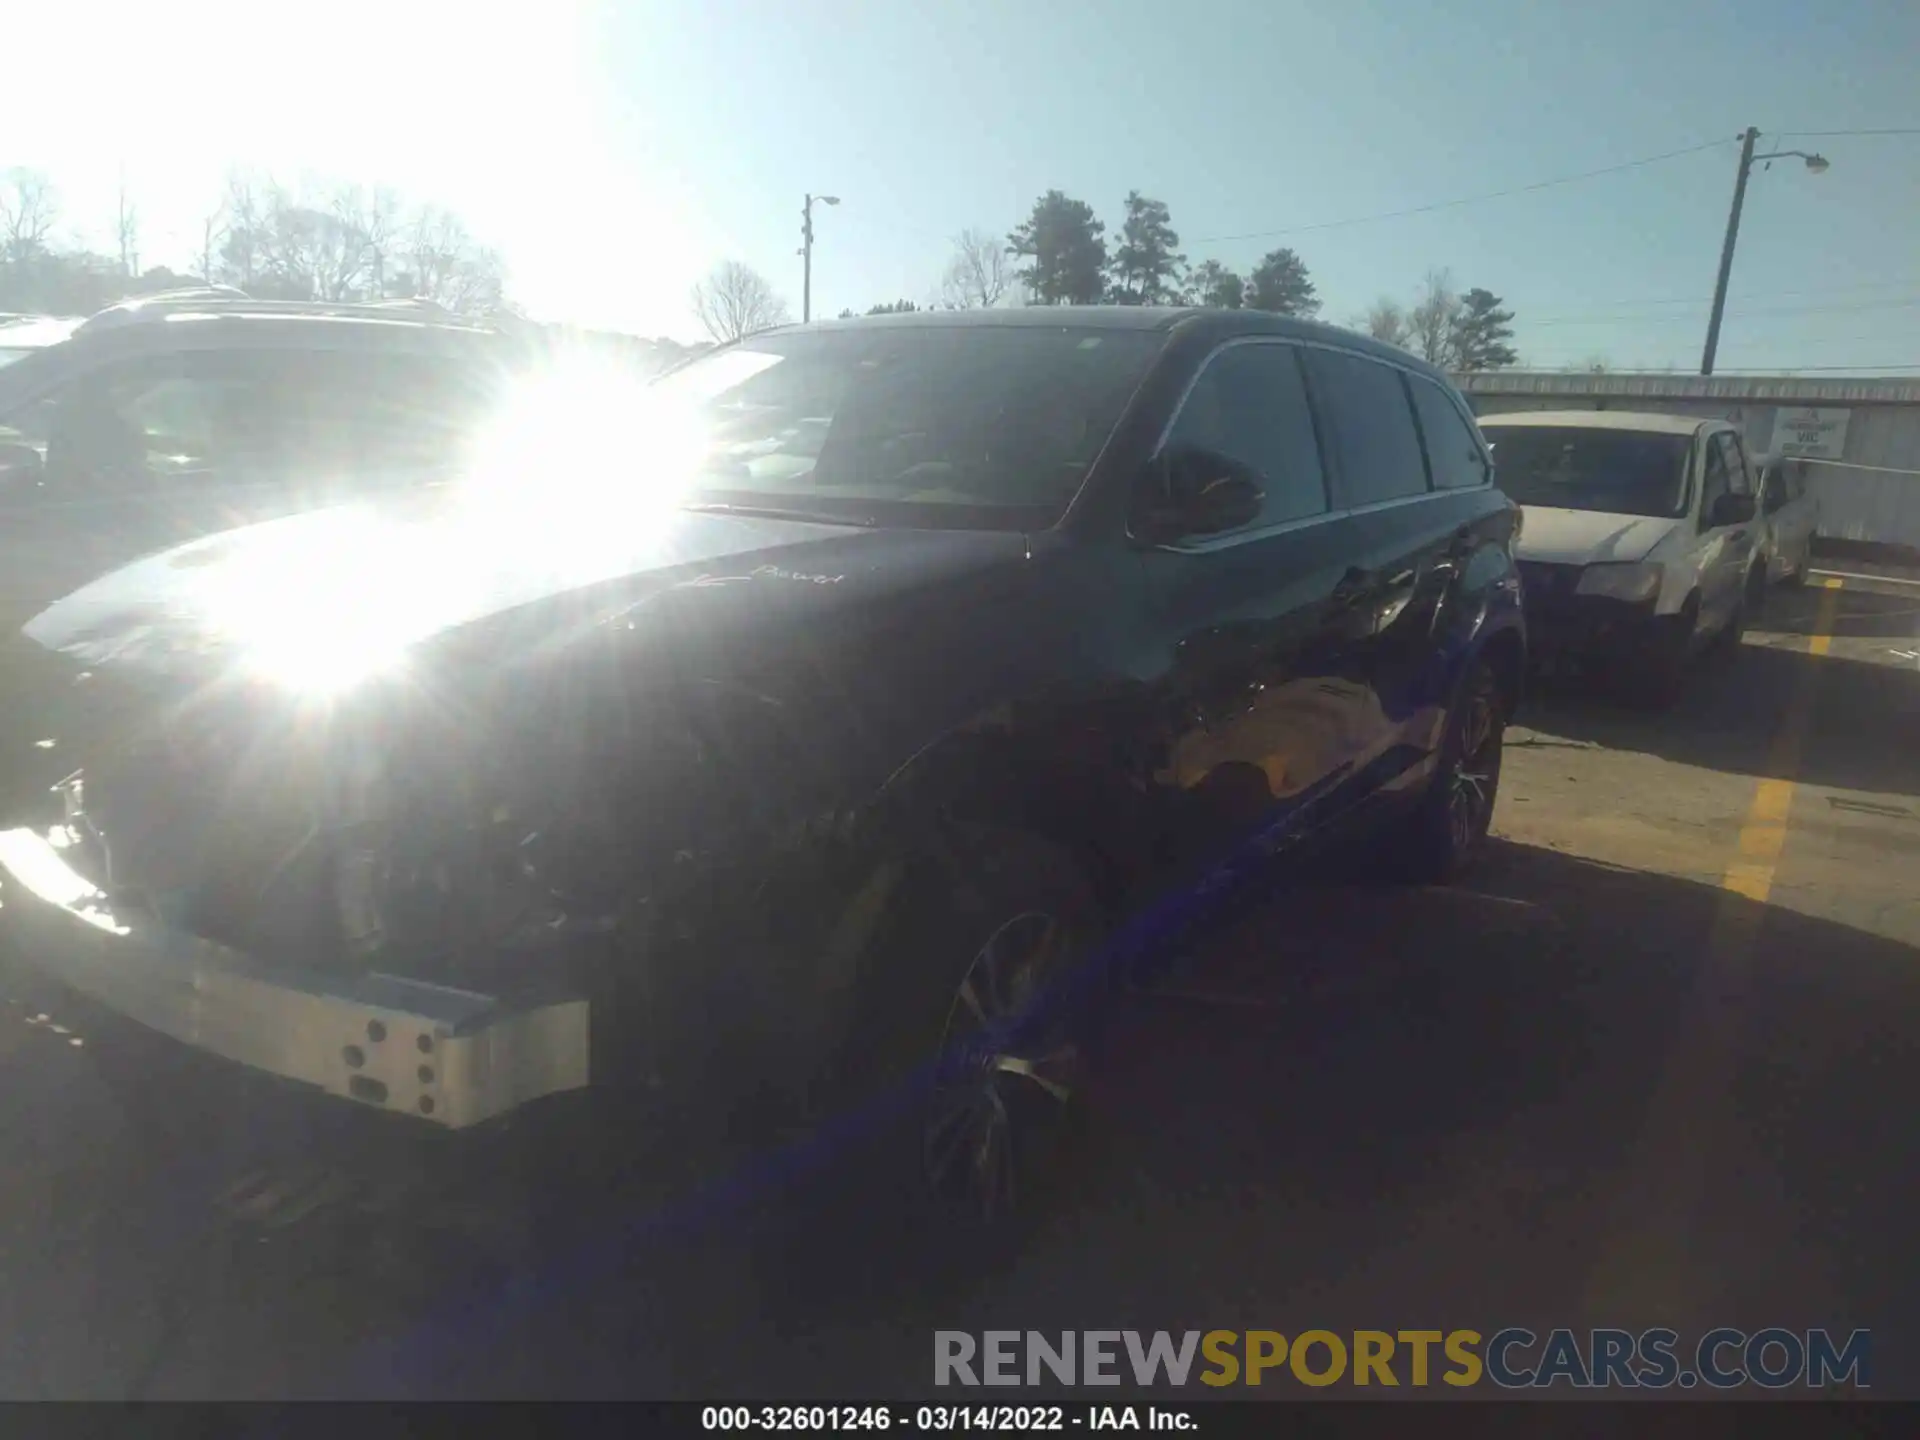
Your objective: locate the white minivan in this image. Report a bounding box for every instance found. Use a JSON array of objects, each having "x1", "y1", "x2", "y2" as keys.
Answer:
[{"x1": 1478, "y1": 410, "x2": 1766, "y2": 703}]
